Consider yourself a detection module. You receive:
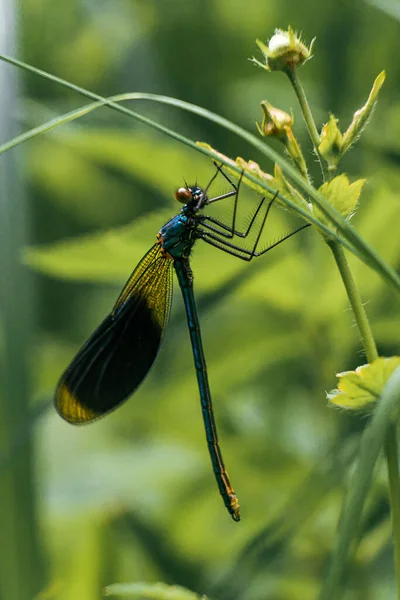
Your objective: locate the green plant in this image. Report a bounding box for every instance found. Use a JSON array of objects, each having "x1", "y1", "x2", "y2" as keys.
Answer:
[{"x1": 1, "y1": 24, "x2": 400, "y2": 600}]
